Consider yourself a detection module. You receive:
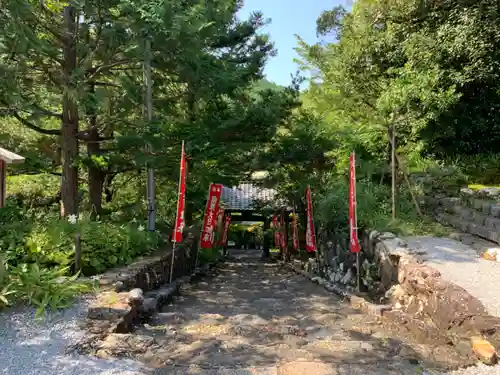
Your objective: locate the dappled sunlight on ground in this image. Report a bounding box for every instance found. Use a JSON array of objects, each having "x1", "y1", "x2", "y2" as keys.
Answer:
[{"x1": 125, "y1": 249, "x2": 464, "y2": 374}]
